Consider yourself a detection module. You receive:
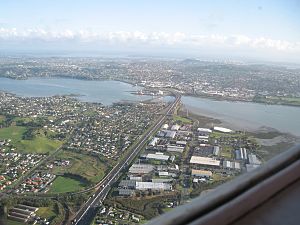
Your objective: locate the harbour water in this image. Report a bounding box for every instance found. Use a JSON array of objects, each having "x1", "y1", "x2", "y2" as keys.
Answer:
[
  {"x1": 182, "y1": 96, "x2": 300, "y2": 136},
  {"x1": 0, "y1": 77, "x2": 152, "y2": 105},
  {"x1": 1, "y1": 77, "x2": 299, "y2": 136}
]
